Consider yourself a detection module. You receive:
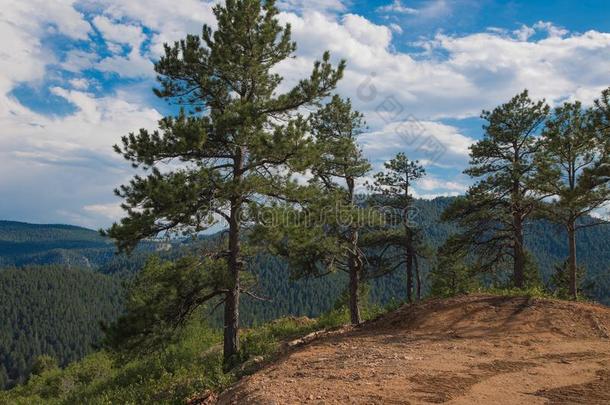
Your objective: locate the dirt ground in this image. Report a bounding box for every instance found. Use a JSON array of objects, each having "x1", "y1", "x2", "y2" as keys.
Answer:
[{"x1": 217, "y1": 295, "x2": 610, "y2": 404}]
